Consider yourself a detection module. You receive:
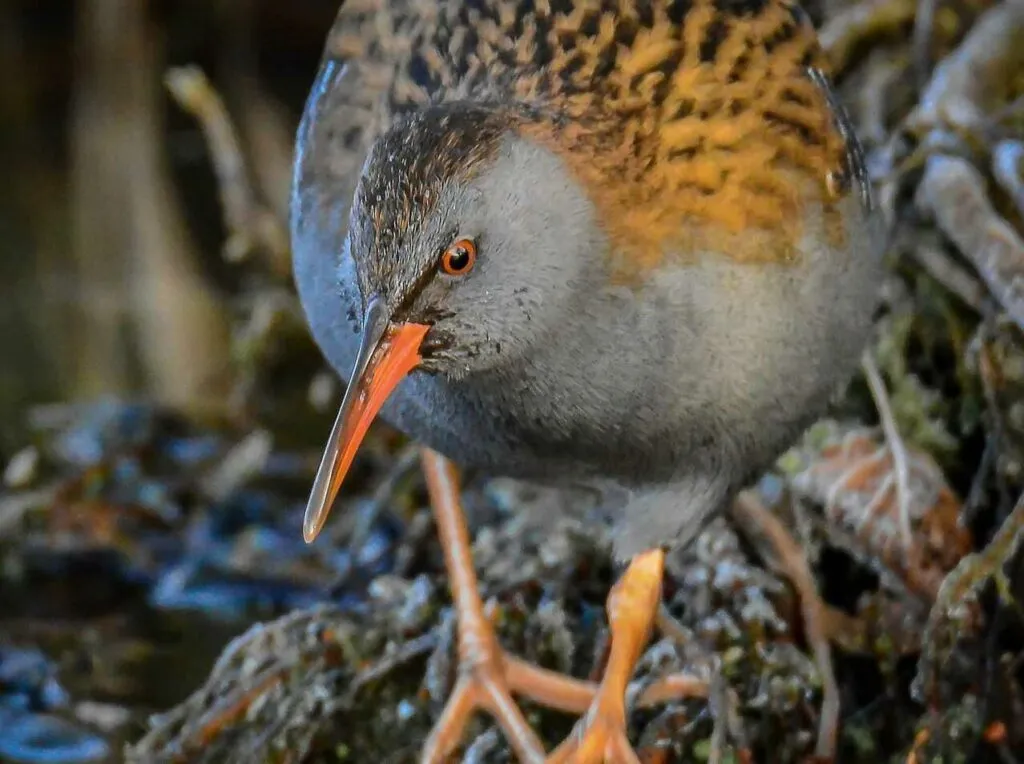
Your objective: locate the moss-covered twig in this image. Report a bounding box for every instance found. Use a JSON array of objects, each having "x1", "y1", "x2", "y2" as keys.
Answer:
[
  {"x1": 909, "y1": 231, "x2": 989, "y2": 314},
  {"x1": 913, "y1": 490, "x2": 1024, "y2": 705},
  {"x1": 915, "y1": 154, "x2": 1024, "y2": 330},
  {"x1": 905, "y1": 1, "x2": 1024, "y2": 152},
  {"x1": 732, "y1": 491, "x2": 839, "y2": 762}
]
